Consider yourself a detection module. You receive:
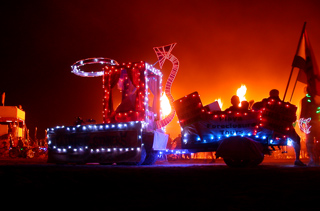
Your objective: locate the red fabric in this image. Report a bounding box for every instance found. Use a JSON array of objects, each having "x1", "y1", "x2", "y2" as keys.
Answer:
[{"x1": 103, "y1": 62, "x2": 146, "y2": 123}]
